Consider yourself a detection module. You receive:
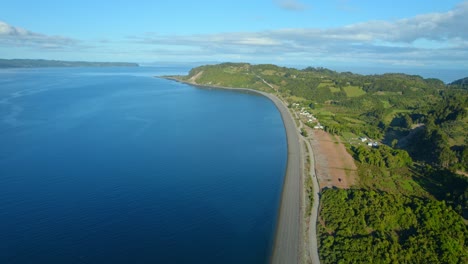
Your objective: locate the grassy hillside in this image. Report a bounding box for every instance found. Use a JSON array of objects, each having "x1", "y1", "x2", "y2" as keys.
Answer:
[
  {"x1": 179, "y1": 63, "x2": 274, "y2": 92},
  {"x1": 182, "y1": 63, "x2": 466, "y2": 162}
]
